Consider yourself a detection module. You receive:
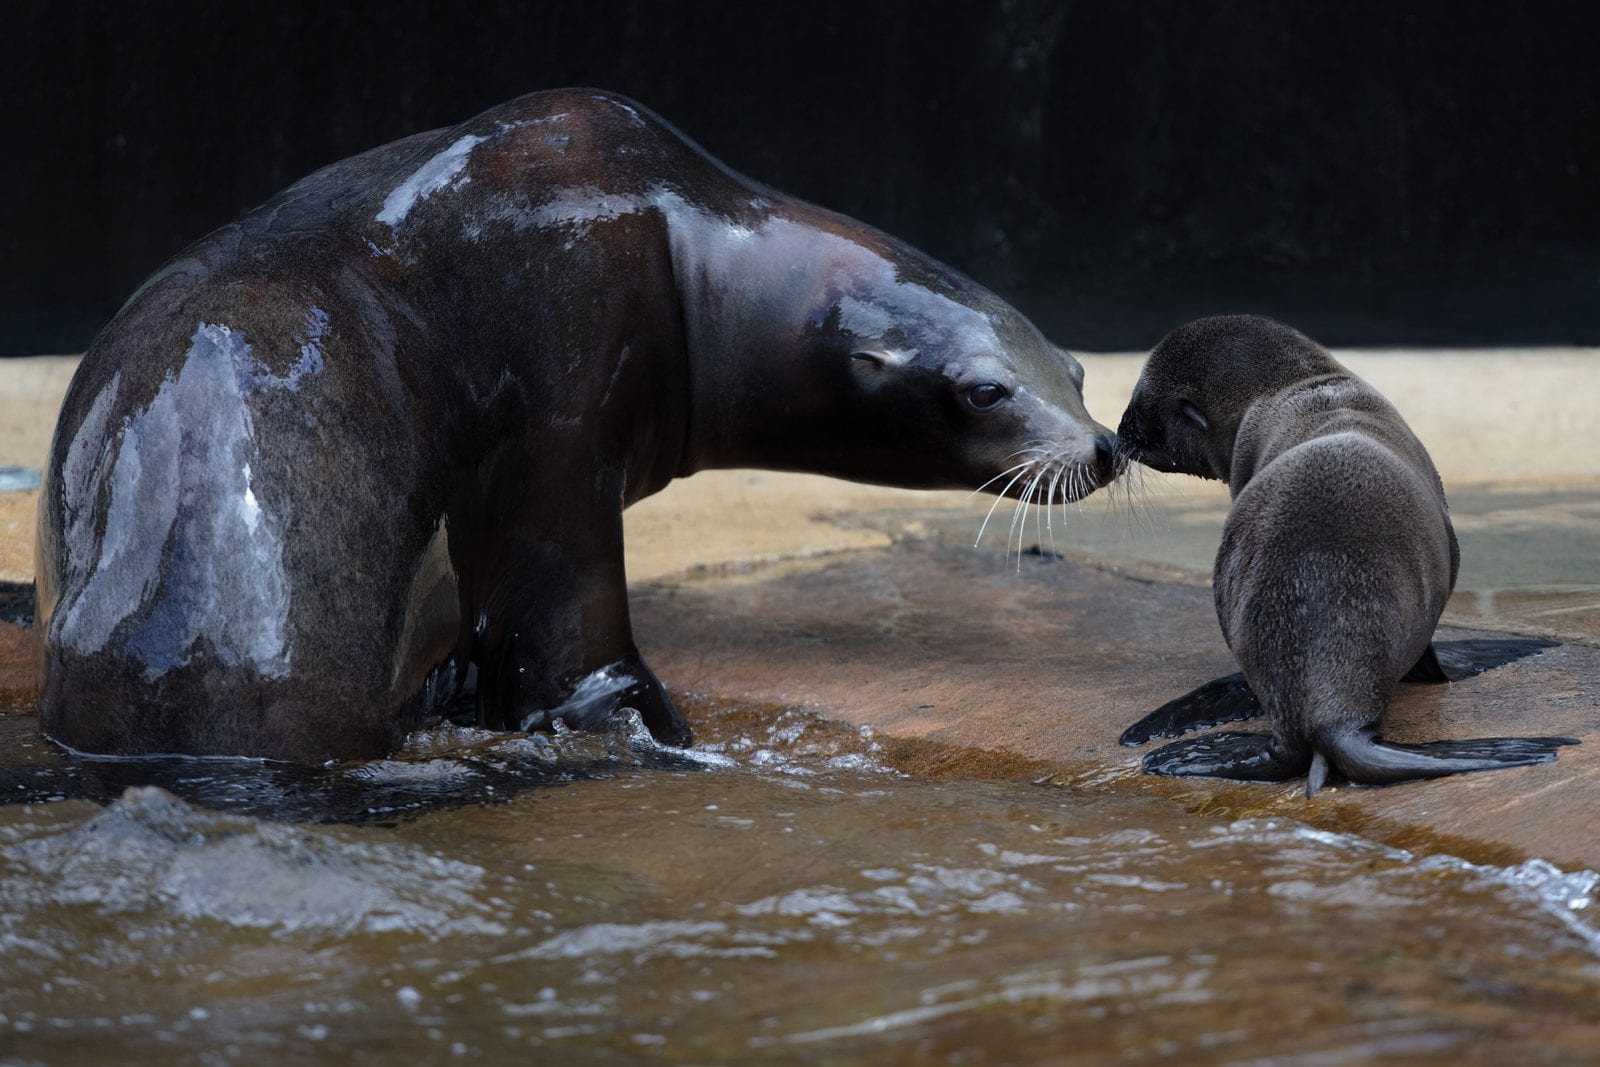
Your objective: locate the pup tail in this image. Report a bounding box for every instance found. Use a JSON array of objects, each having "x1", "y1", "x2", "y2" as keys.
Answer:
[{"x1": 1309, "y1": 725, "x2": 1578, "y2": 796}]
